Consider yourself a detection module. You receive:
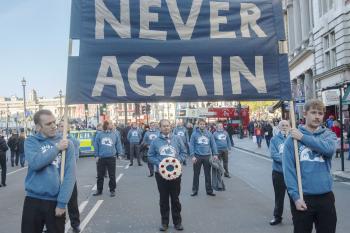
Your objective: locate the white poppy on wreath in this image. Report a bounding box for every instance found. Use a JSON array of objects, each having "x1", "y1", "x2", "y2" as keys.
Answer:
[{"x1": 159, "y1": 157, "x2": 182, "y2": 180}]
